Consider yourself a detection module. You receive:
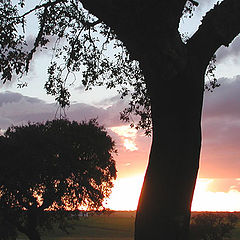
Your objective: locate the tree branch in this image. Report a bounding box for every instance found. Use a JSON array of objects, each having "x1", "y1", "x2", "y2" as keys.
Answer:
[
  {"x1": 187, "y1": 0, "x2": 240, "y2": 66},
  {"x1": 18, "y1": 0, "x2": 67, "y2": 18},
  {"x1": 80, "y1": 0, "x2": 186, "y2": 32},
  {"x1": 79, "y1": 0, "x2": 187, "y2": 59}
]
